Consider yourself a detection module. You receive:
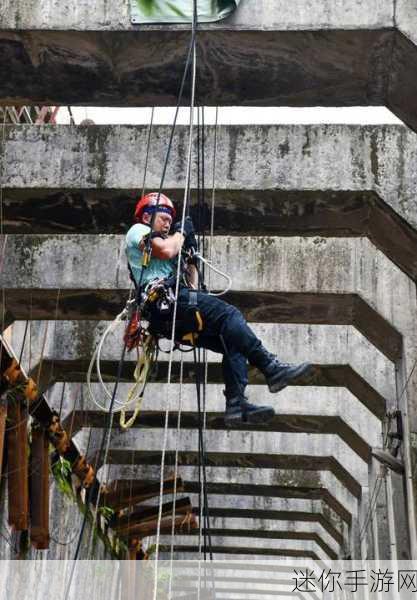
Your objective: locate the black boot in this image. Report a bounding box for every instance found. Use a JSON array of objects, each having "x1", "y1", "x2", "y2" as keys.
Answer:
[
  {"x1": 263, "y1": 357, "x2": 313, "y2": 393},
  {"x1": 224, "y1": 395, "x2": 275, "y2": 425}
]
